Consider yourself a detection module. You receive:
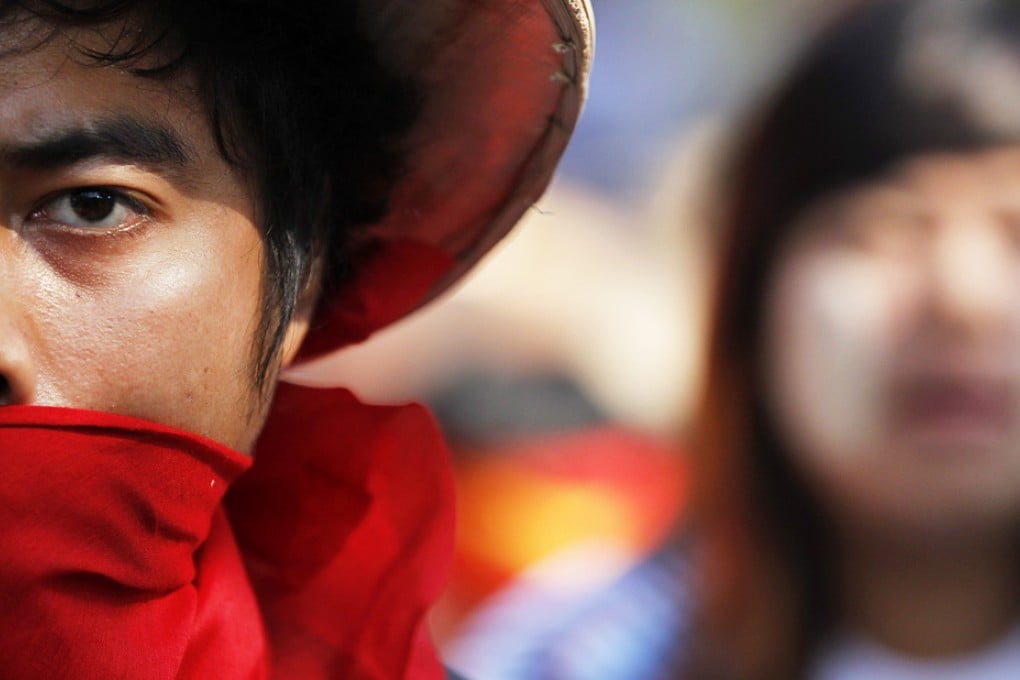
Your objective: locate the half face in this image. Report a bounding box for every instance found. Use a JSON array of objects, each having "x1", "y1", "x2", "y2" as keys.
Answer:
[
  {"x1": 764, "y1": 147, "x2": 1020, "y2": 539},
  {"x1": 0, "y1": 25, "x2": 295, "y2": 453}
]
